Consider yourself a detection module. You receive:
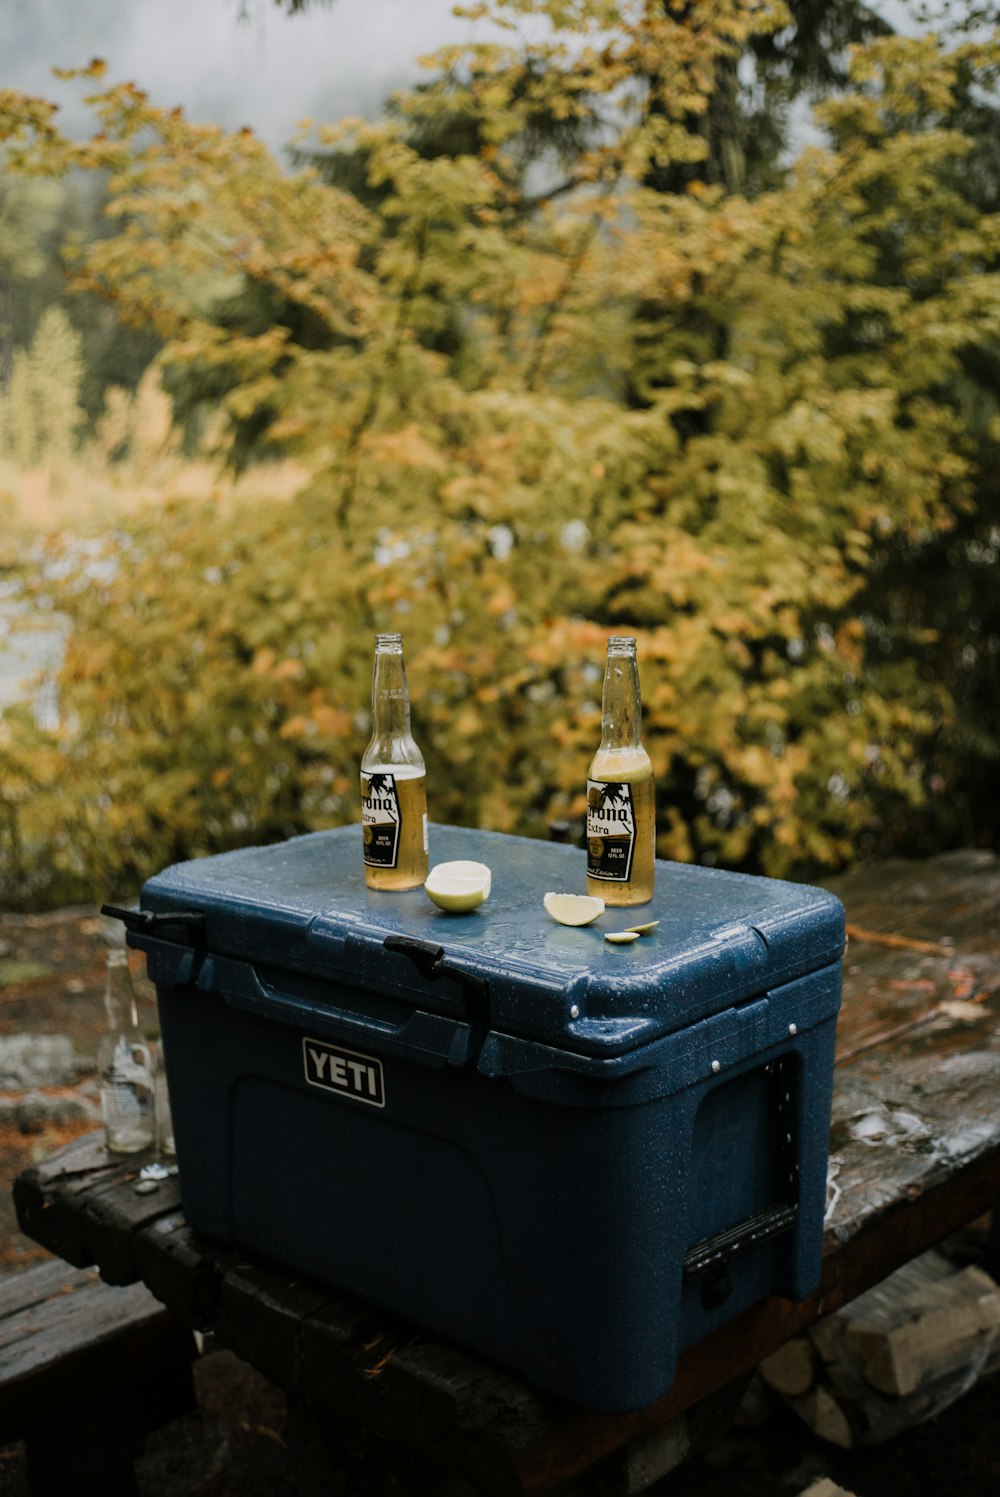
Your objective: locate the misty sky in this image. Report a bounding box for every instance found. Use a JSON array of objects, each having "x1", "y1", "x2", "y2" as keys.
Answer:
[
  {"x1": 2, "y1": 0, "x2": 917, "y2": 159},
  {"x1": 1, "y1": 0, "x2": 470, "y2": 154}
]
